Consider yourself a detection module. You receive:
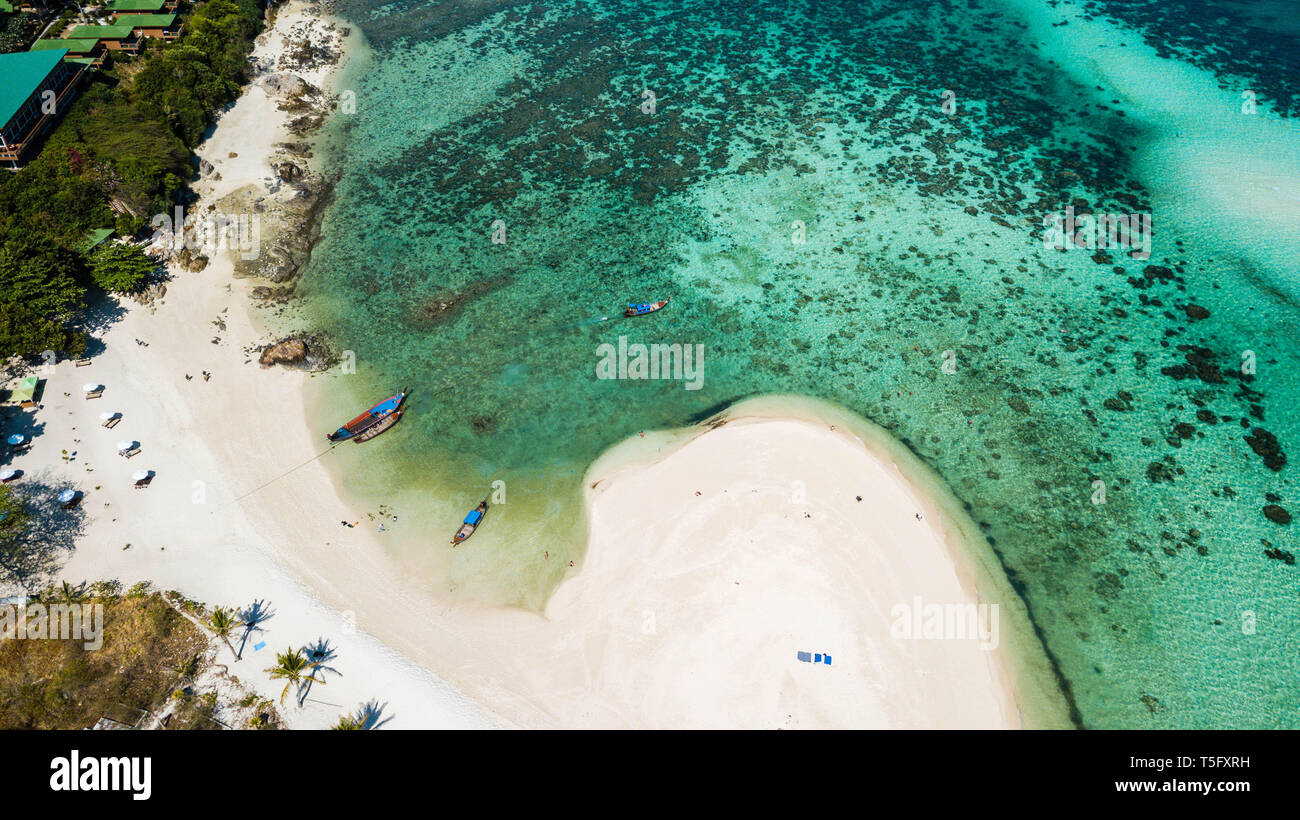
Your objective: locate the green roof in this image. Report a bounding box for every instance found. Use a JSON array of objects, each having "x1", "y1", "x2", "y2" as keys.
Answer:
[
  {"x1": 117, "y1": 13, "x2": 176, "y2": 27},
  {"x1": 31, "y1": 38, "x2": 101, "y2": 54},
  {"x1": 68, "y1": 24, "x2": 136, "y2": 40},
  {"x1": 108, "y1": 0, "x2": 167, "y2": 9},
  {"x1": 81, "y1": 228, "x2": 114, "y2": 254},
  {"x1": 0, "y1": 50, "x2": 68, "y2": 128}
]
